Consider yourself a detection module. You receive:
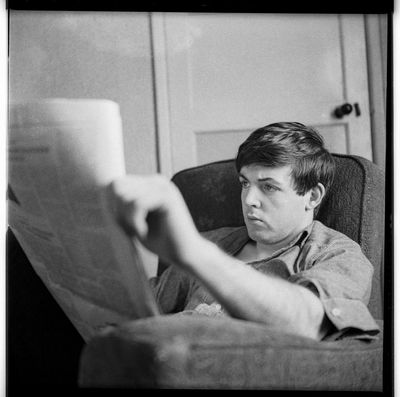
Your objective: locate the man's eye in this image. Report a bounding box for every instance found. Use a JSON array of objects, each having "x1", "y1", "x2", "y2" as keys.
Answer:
[
  {"x1": 240, "y1": 180, "x2": 250, "y2": 188},
  {"x1": 263, "y1": 184, "x2": 278, "y2": 192}
]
